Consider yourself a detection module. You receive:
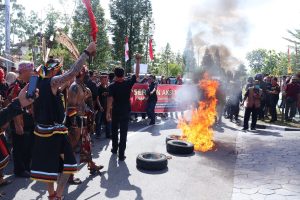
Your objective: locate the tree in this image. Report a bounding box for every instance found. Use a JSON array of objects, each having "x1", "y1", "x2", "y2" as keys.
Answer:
[
  {"x1": 169, "y1": 63, "x2": 183, "y2": 77},
  {"x1": 234, "y1": 64, "x2": 248, "y2": 83},
  {"x1": 151, "y1": 43, "x2": 184, "y2": 77},
  {"x1": 246, "y1": 49, "x2": 290, "y2": 75},
  {"x1": 246, "y1": 49, "x2": 268, "y2": 74},
  {"x1": 72, "y1": 0, "x2": 111, "y2": 70},
  {"x1": 44, "y1": 8, "x2": 61, "y2": 43},
  {"x1": 10, "y1": 0, "x2": 27, "y2": 43},
  {"x1": 110, "y1": 0, "x2": 153, "y2": 72},
  {"x1": 183, "y1": 29, "x2": 197, "y2": 74},
  {"x1": 201, "y1": 48, "x2": 215, "y2": 70}
]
